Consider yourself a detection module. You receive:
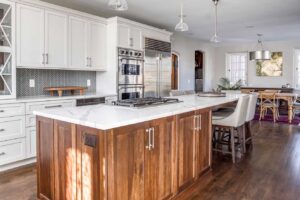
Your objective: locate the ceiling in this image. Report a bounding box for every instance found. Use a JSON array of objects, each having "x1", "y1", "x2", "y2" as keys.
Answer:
[{"x1": 41, "y1": 0, "x2": 300, "y2": 42}]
